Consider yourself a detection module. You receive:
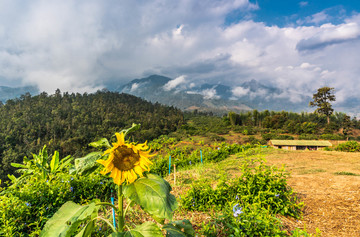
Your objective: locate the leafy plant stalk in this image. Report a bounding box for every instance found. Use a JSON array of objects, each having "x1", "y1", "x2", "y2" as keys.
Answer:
[{"x1": 118, "y1": 184, "x2": 124, "y2": 232}]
